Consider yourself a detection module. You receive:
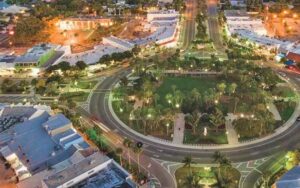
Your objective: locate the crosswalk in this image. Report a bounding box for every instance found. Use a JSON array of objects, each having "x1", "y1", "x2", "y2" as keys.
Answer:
[{"x1": 233, "y1": 157, "x2": 270, "y2": 188}]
